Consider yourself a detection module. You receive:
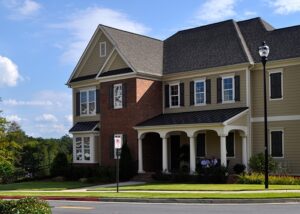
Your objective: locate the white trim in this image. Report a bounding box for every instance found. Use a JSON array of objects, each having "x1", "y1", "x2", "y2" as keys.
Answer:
[
  {"x1": 268, "y1": 68, "x2": 283, "y2": 101},
  {"x1": 246, "y1": 68, "x2": 250, "y2": 107},
  {"x1": 99, "y1": 41, "x2": 106, "y2": 57},
  {"x1": 221, "y1": 75, "x2": 235, "y2": 104},
  {"x1": 113, "y1": 83, "x2": 123, "y2": 109},
  {"x1": 194, "y1": 79, "x2": 206, "y2": 106},
  {"x1": 79, "y1": 88, "x2": 97, "y2": 116},
  {"x1": 251, "y1": 115, "x2": 300, "y2": 122},
  {"x1": 223, "y1": 109, "x2": 249, "y2": 126},
  {"x1": 73, "y1": 134, "x2": 97, "y2": 164},
  {"x1": 169, "y1": 83, "x2": 180, "y2": 108},
  {"x1": 269, "y1": 129, "x2": 284, "y2": 158}
]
